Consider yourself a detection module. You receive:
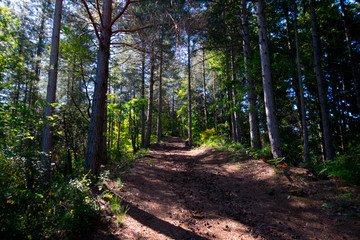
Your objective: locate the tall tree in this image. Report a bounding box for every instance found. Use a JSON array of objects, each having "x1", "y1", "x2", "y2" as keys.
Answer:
[
  {"x1": 202, "y1": 46, "x2": 208, "y2": 129},
  {"x1": 41, "y1": 0, "x2": 63, "y2": 180},
  {"x1": 83, "y1": 0, "x2": 113, "y2": 175},
  {"x1": 293, "y1": 1, "x2": 310, "y2": 163},
  {"x1": 309, "y1": 0, "x2": 334, "y2": 160},
  {"x1": 140, "y1": 46, "x2": 146, "y2": 147},
  {"x1": 241, "y1": 0, "x2": 260, "y2": 149},
  {"x1": 187, "y1": 30, "x2": 193, "y2": 147},
  {"x1": 145, "y1": 44, "x2": 155, "y2": 148},
  {"x1": 256, "y1": 0, "x2": 283, "y2": 158},
  {"x1": 157, "y1": 41, "x2": 164, "y2": 144}
]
